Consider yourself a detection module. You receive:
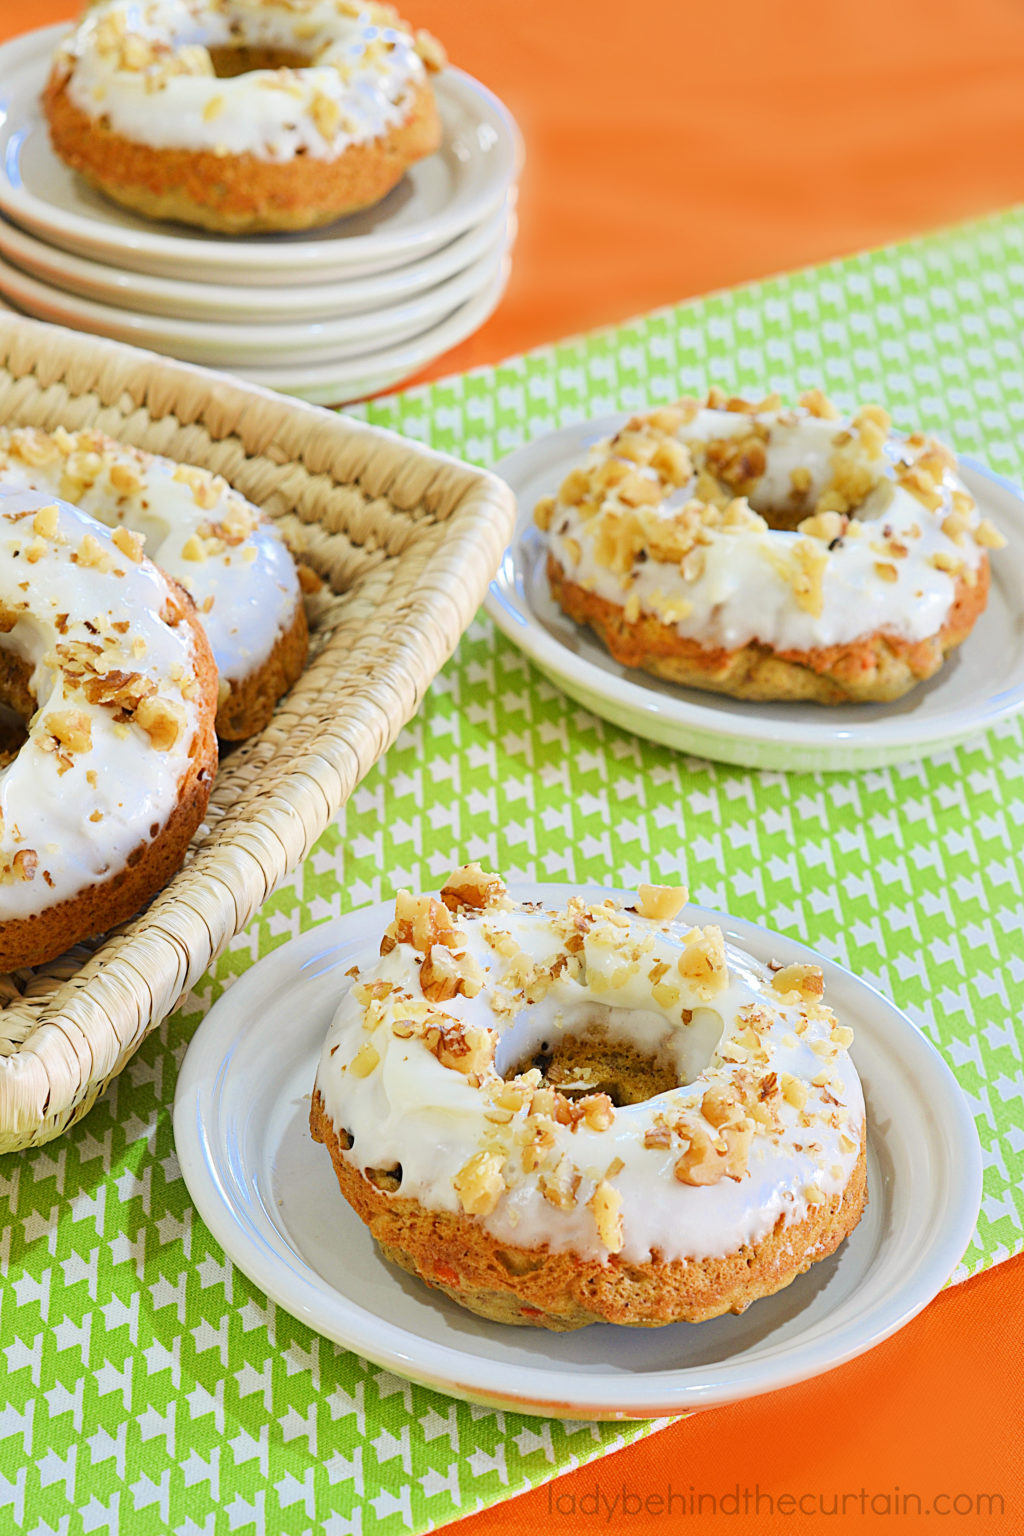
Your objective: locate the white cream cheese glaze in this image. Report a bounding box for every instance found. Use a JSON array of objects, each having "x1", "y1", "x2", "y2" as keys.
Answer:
[
  {"x1": 314, "y1": 871, "x2": 865, "y2": 1267},
  {"x1": 0, "y1": 487, "x2": 207, "y2": 917},
  {"x1": 52, "y1": 0, "x2": 434, "y2": 164},
  {"x1": 0, "y1": 426, "x2": 300, "y2": 688},
  {"x1": 537, "y1": 392, "x2": 1005, "y2": 655}
]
